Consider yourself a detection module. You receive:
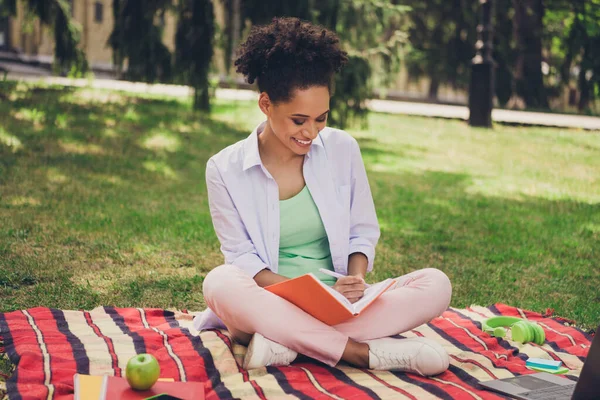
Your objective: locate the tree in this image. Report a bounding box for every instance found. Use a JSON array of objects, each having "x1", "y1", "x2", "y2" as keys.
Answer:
[
  {"x1": 403, "y1": 0, "x2": 478, "y2": 100},
  {"x1": 109, "y1": 0, "x2": 173, "y2": 83},
  {"x1": 1, "y1": 0, "x2": 88, "y2": 76},
  {"x1": 548, "y1": 0, "x2": 600, "y2": 112},
  {"x1": 174, "y1": 0, "x2": 215, "y2": 111},
  {"x1": 492, "y1": 1, "x2": 515, "y2": 106},
  {"x1": 321, "y1": 0, "x2": 409, "y2": 127},
  {"x1": 510, "y1": 0, "x2": 548, "y2": 108}
]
